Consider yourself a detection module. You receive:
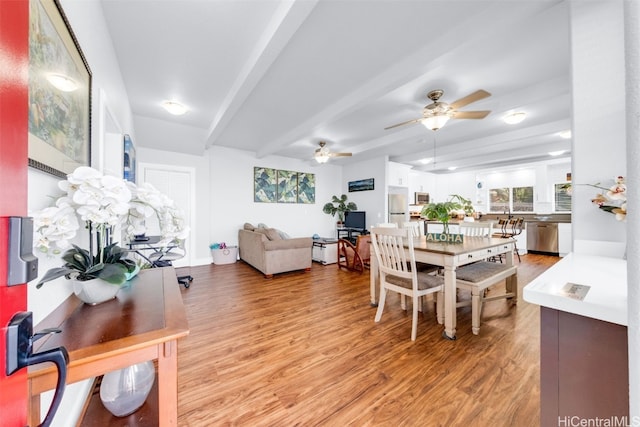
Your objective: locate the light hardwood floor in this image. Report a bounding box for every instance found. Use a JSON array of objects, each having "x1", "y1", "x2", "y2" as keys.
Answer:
[{"x1": 175, "y1": 253, "x2": 558, "y2": 426}]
